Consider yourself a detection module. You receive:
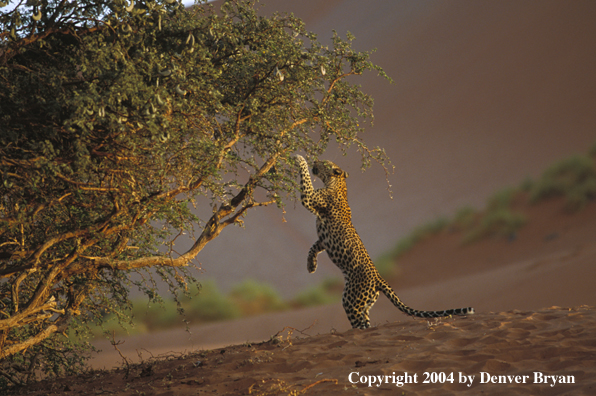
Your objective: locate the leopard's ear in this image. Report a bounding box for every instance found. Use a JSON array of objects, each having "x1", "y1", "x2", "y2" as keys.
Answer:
[{"x1": 333, "y1": 168, "x2": 348, "y2": 178}]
